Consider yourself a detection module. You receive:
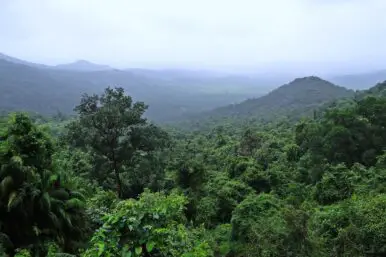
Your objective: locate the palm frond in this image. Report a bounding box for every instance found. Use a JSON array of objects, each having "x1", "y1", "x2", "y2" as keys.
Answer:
[
  {"x1": 41, "y1": 192, "x2": 51, "y2": 211},
  {"x1": 58, "y1": 208, "x2": 73, "y2": 228},
  {"x1": 69, "y1": 191, "x2": 85, "y2": 201},
  {"x1": 7, "y1": 191, "x2": 23, "y2": 211},
  {"x1": 65, "y1": 198, "x2": 85, "y2": 210},
  {"x1": 30, "y1": 187, "x2": 41, "y2": 201},
  {"x1": 48, "y1": 211, "x2": 60, "y2": 229}
]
